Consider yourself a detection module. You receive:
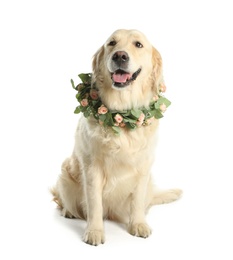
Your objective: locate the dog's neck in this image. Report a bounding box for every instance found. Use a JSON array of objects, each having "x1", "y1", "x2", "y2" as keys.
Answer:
[{"x1": 71, "y1": 73, "x2": 171, "y2": 135}]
